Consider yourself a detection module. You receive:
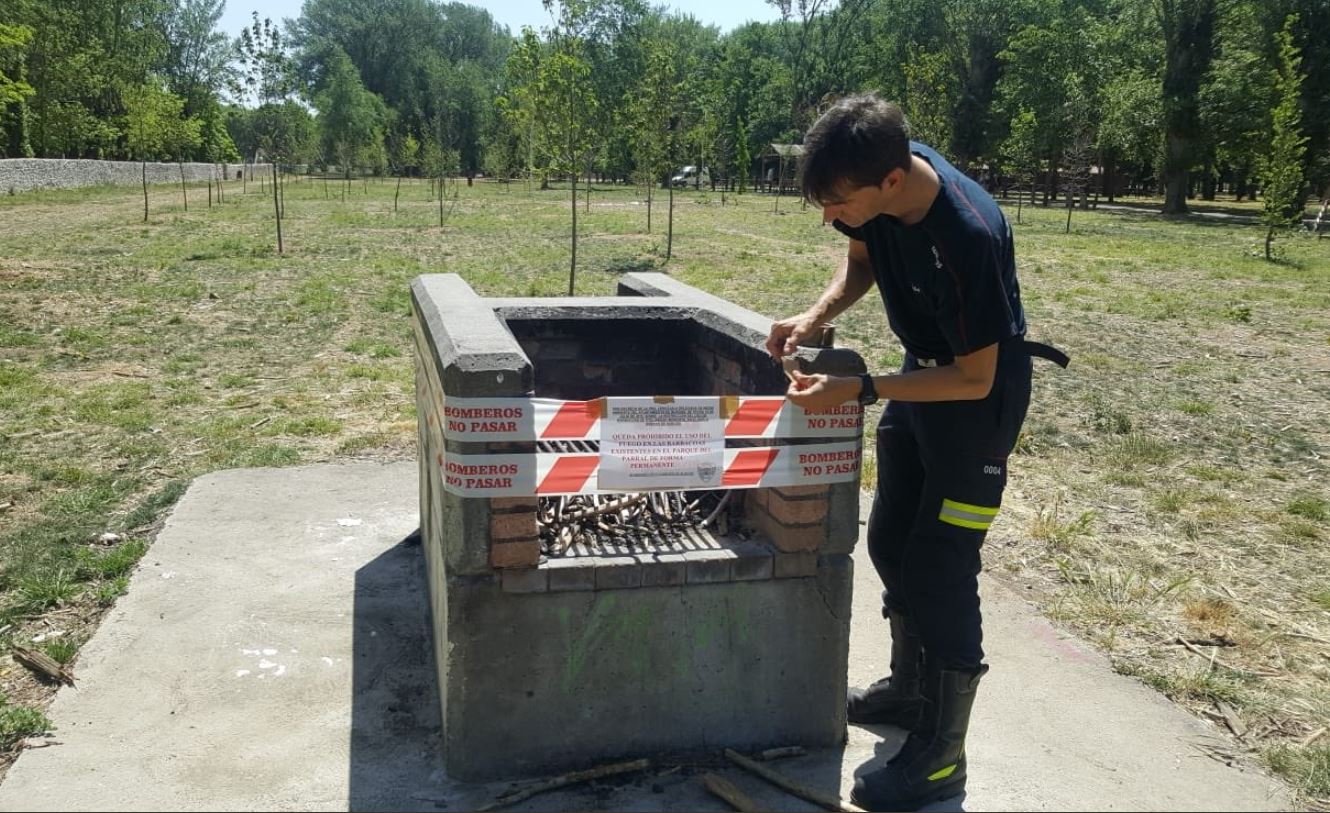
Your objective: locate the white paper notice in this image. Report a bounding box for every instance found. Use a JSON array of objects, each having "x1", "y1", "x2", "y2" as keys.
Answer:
[{"x1": 599, "y1": 397, "x2": 724, "y2": 490}]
